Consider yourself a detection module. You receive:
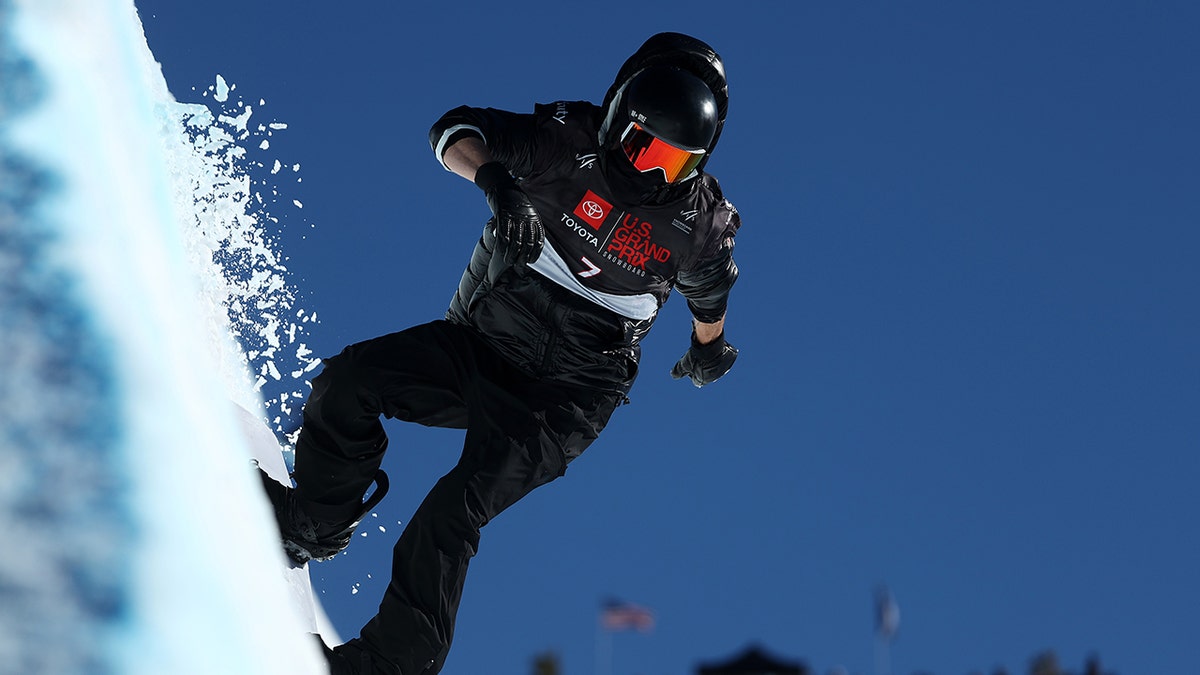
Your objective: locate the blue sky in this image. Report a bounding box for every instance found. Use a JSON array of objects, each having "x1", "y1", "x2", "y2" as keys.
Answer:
[{"x1": 137, "y1": 2, "x2": 1198, "y2": 674}]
